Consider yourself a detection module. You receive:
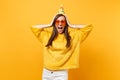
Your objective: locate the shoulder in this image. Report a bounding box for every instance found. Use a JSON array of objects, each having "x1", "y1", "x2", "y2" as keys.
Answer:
[{"x1": 68, "y1": 27, "x2": 81, "y2": 39}]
